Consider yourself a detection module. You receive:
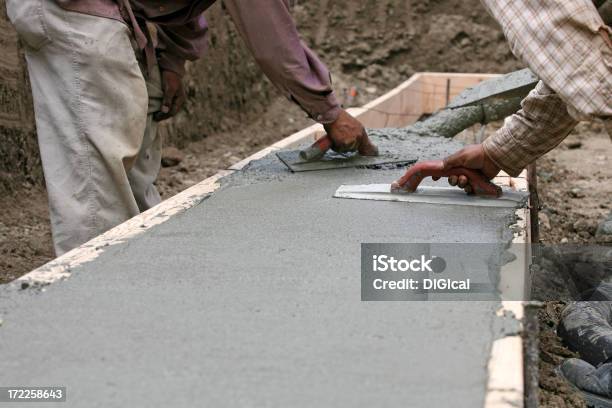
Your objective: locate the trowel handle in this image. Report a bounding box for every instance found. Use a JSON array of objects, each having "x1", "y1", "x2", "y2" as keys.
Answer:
[
  {"x1": 391, "y1": 160, "x2": 502, "y2": 198},
  {"x1": 299, "y1": 133, "x2": 380, "y2": 162},
  {"x1": 299, "y1": 136, "x2": 332, "y2": 162}
]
